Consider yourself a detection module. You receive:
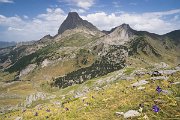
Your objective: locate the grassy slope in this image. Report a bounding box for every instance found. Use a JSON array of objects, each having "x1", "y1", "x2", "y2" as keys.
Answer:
[
  {"x1": 0, "y1": 81, "x2": 36, "y2": 109},
  {"x1": 0, "y1": 33, "x2": 98, "y2": 109},
  {"x1": 6, "y1": 32, "x2": 97, "y2": 73},
  {"x1": 127, "y1": 35, "x2": 179, "y2": 66},
  {"x1": 1, "y1": 68, "x2": 179, "y2": 120}
]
